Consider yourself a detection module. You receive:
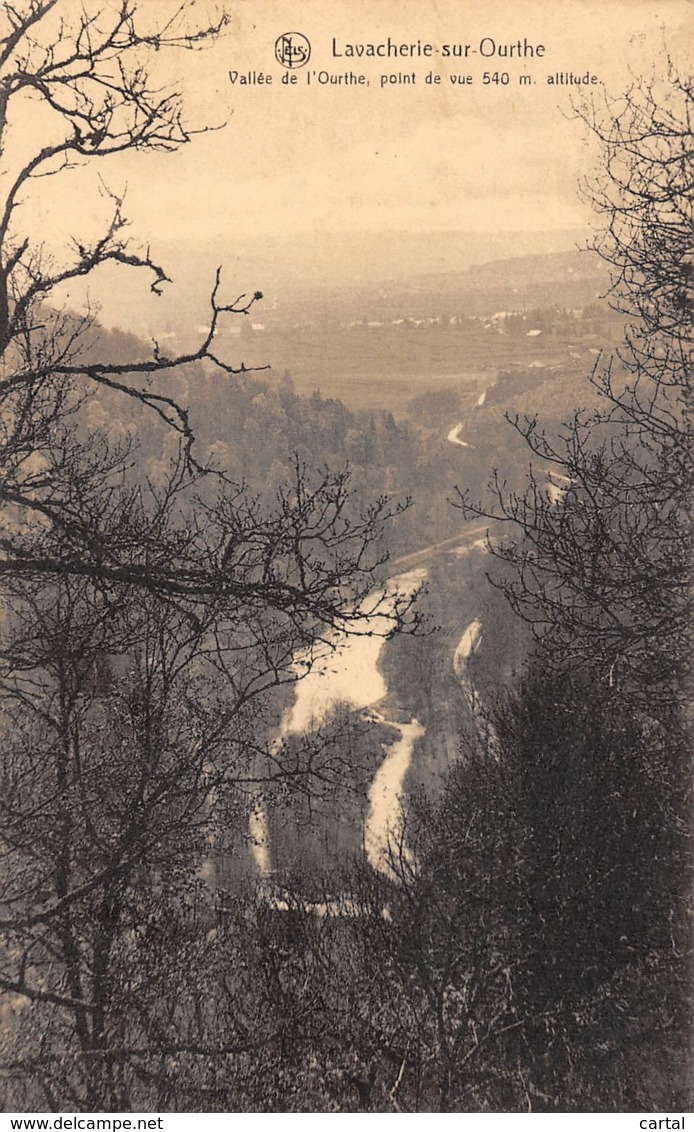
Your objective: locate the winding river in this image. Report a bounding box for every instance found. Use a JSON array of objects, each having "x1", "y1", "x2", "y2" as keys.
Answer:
[
  {"x1": 250, "y1": 567, "x2": 428, "y2": 880},
  {"x1": 249, "y1": 410, "x2": 500, "y2": 887}
]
